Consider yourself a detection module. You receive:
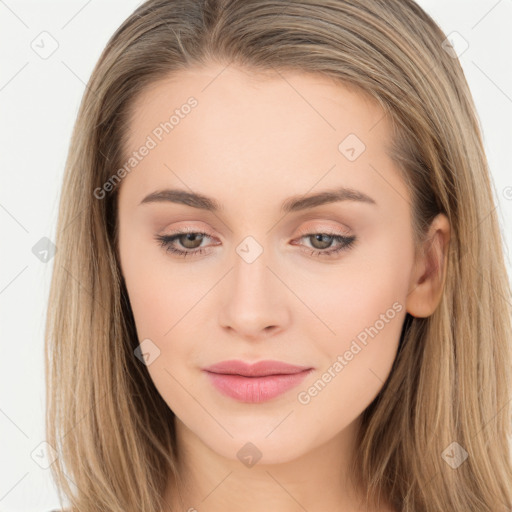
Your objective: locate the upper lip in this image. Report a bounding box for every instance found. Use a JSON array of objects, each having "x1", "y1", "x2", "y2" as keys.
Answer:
[{"x1": 203, "y1": 359, "x2": 312, "y2": 377}]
